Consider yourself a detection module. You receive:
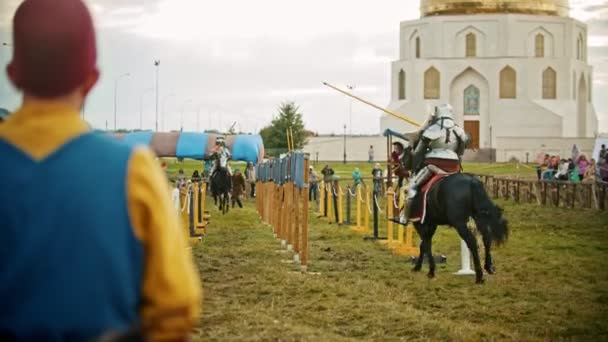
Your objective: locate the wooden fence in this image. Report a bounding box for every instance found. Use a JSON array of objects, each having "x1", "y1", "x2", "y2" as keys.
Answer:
[{"x1": 476, "y1": 175, "x2": 608, "y2": 211}]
